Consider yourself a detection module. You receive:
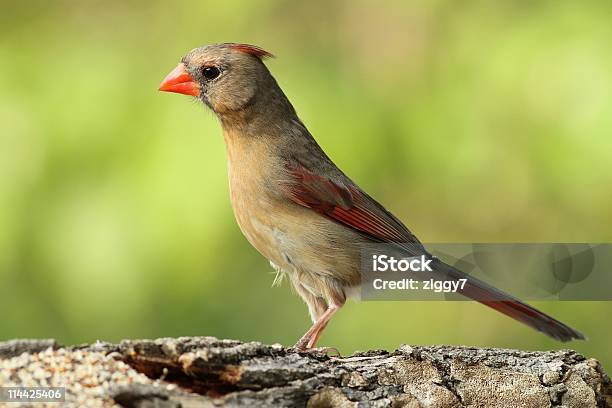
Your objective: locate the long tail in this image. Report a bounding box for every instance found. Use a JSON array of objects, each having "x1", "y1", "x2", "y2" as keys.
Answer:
[{"x1": 432, "y1": 258, "x2": 586, "y2": 342}]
